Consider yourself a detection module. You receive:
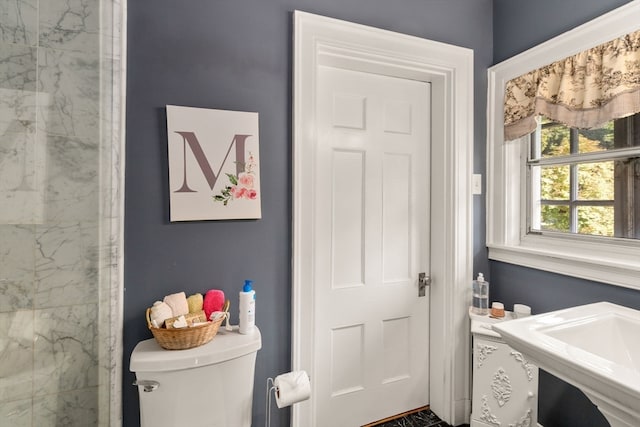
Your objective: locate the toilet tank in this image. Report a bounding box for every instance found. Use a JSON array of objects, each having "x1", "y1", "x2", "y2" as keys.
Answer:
[{"x1": 130, "y1": 326, "x2": 261, "y2": 427}]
